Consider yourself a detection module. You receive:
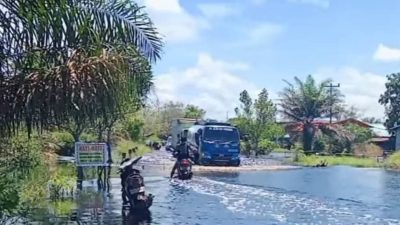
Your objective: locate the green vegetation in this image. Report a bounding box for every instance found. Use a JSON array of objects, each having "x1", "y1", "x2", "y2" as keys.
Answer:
[
  {"x1": 379, "y1": 73, "x2": 400, "y2": 129},
  {"x1": 272, "y1": 148, "x2": 292, "y2": 153},
  {"x1": 135, "y1": 101, "x2": 206, "y2": 139},
  {"x1": 386, "y1": 152, "x2": 400, "y2": 169},
  {"x1": 297, "y1": 155, "x2": 381, "y2": 168},
  {"x1": 0, "y1": 136, "x2": 77, "y2": 220},
  {"x1": 313, "y1": 124, "x2": 375, "y2": 155},
  {"x1": 279, "y1": 75, "x2": 352, "y2": 152},
  {"x1": 184, "y1": 105, "x2": 206, "y2": 119},
  {"x1": 115, "y1": 140, "x2": 150, "y2": 157},
  {"x1": 0, "y1": 0, "x2": 164, "y2": 221},
  {"x1": 232, "y1": 89, "x2": 283, "y2": 156}
]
